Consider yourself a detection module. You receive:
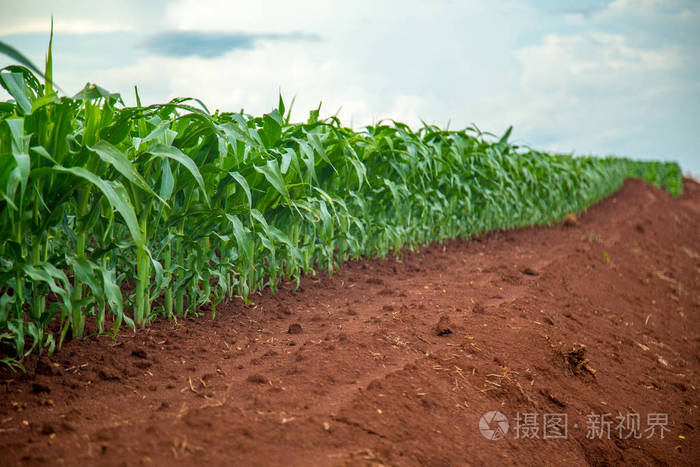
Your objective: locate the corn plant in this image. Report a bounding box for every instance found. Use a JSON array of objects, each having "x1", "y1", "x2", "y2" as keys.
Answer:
[{"x1": 0, "y1": 33, "x2": 683, "y2": 366}]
